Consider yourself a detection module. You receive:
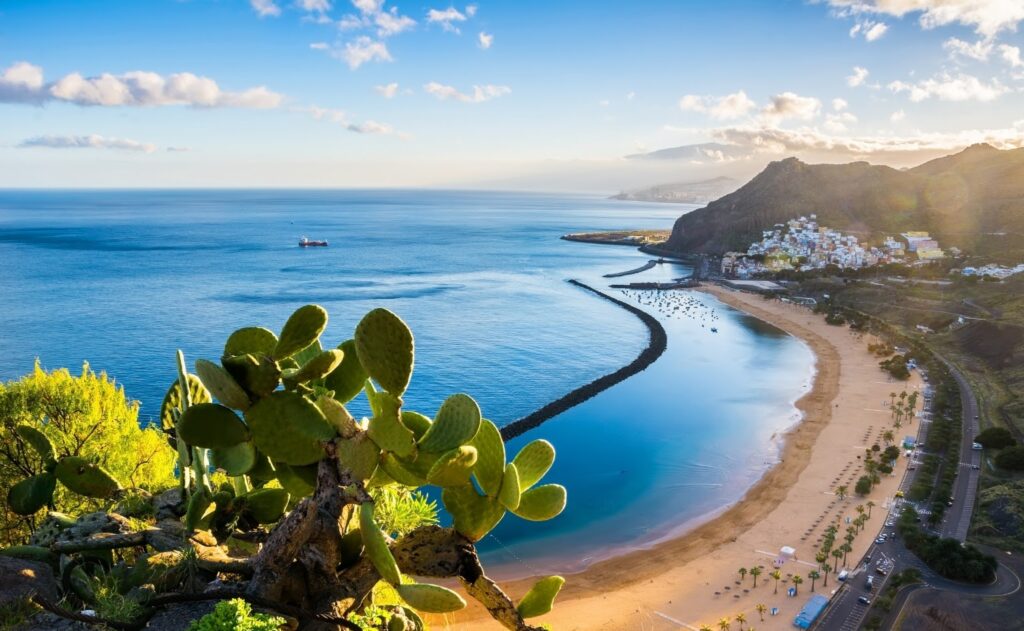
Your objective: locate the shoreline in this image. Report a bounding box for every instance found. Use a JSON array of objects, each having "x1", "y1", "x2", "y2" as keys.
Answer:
[{"x1": 449, "y1": 283, "x2": 917, "y2": 630}]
